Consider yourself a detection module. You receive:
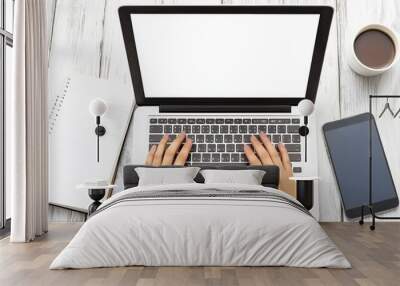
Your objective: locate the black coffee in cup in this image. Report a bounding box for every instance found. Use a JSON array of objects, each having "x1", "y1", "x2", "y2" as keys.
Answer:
[{"x1": 354, "y1": 29, "x2": 396, "y2": 69}]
